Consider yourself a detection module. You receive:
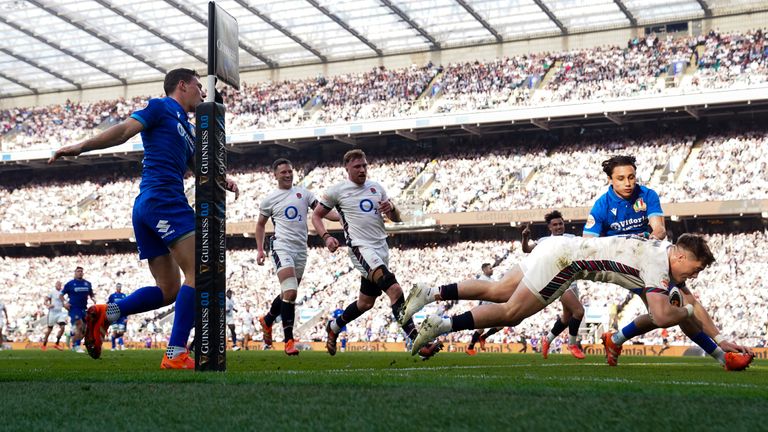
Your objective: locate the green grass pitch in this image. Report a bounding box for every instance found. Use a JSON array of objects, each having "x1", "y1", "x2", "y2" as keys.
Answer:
[{"x1": 1, "y1": 350, "x2": 765, "y2": 431}]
